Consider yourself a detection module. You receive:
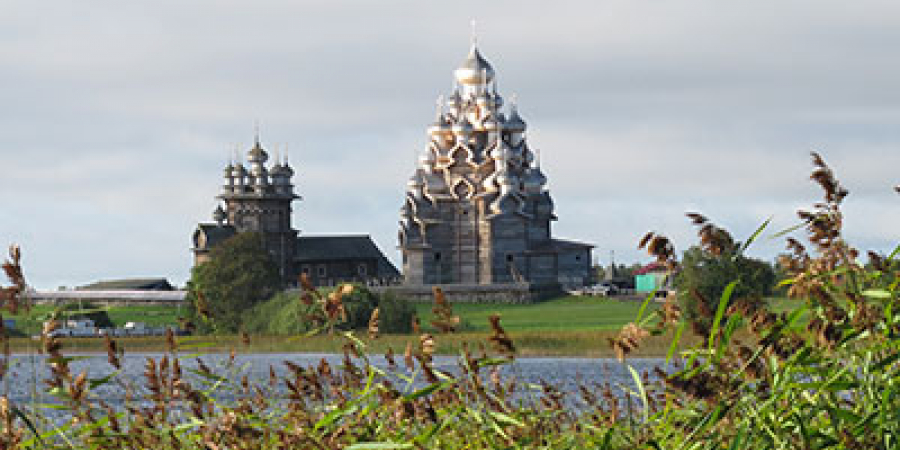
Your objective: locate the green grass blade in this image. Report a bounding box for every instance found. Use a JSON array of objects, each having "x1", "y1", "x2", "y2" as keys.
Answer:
[
  {"x1": 738, "y1": 217, "x2": 772, "y2": 255},
  {"x1": 666, "y1": 321, "x2": 686, "y2": 365},
  {"x1": 628, "y1": 364, "x2": 650, "y2": 421},
  {"x1": 708, "y1": 281, "x2": 738, "y2": 350}
]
